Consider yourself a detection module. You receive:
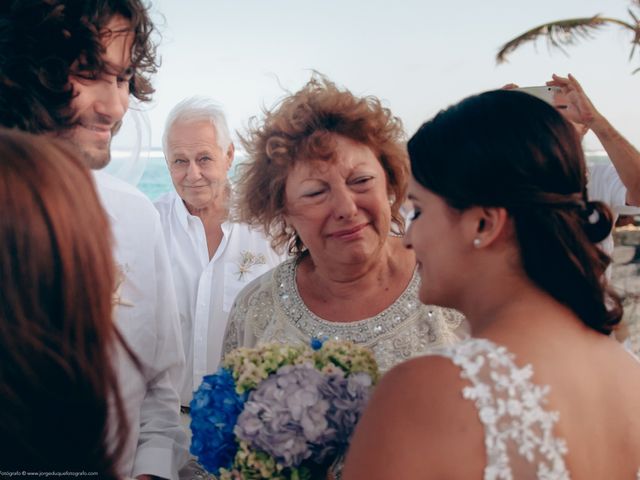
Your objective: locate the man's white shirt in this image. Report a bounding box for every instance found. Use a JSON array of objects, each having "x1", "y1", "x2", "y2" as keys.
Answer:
[
  {"x1": 155, "y1": 190, "x2": 287, "y2": 405},
  {"x1": 93, "y1": 171, "x2": 188, "y2": 479},
  {"x1": 587, "y1": 162, "x2": 630, "y2": 256}
]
